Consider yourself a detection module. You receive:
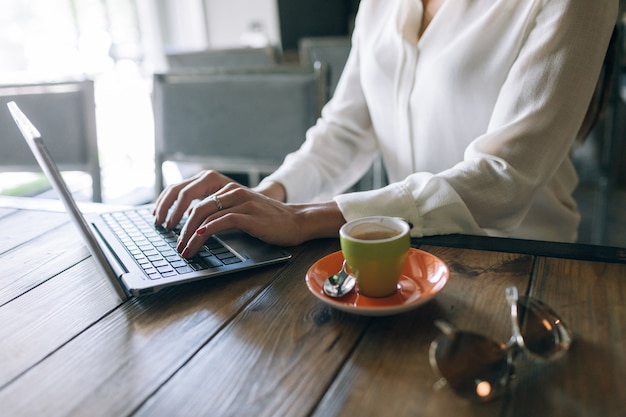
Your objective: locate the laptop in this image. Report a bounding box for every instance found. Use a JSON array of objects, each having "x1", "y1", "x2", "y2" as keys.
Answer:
[{"x1": 7, "y1": 101, "x2": 292, "y2": 300}]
